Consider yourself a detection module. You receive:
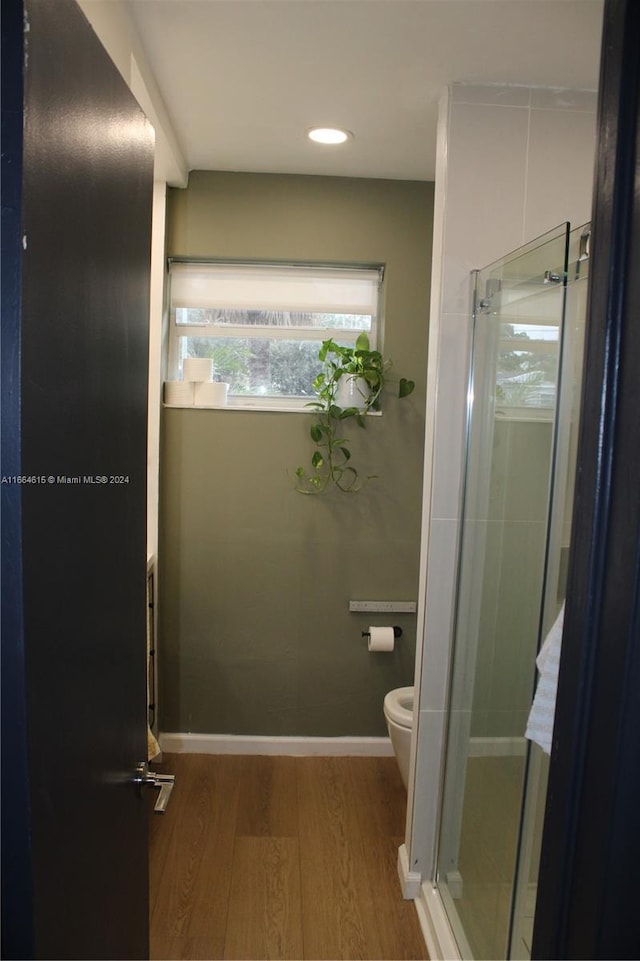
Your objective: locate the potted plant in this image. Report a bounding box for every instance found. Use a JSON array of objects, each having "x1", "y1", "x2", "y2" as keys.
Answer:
[{"x1": 294, "y1": 332, "x2": 415, "y2": 493}]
